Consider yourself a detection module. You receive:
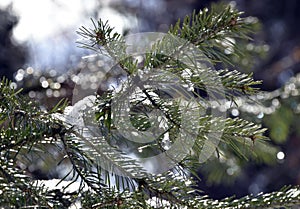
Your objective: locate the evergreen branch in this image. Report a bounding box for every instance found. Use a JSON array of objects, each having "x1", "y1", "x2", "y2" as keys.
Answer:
[
  {"x1": 80, "y1": 184, "x2": 300, "y2": 209},
  {"x1": 218, "y1": 69, "x2": 262, "y2": 95},
  {"x1": 169, "y1": 4, "x2": 257, "y2": 66},
  {"x1": 0, "y1": 158, "x2": 53, "y2": 208},
  {"x1": 180, "y1": 116, "x2": 269, "y2": 176},
  {"x1": 169, "y1": 6, "x2": 240, "y2": 44},
  {"x1": 65, "y1": 128, "x2": 148, "y2": 185},
  {"x1": 138, "y1": 171, "x2": 200, "y2": 208},
  {"x1": 190, "y1": 185, "x2": 300, "y2": 209},
  {"x1": 77, "y1": 19, "x2": 136, "y2": 75},
  {"x1": 1, "y1": 2, "x2": 297, "y2": 208},
  {"x1": 60, "y1": 132, "x2": 104, "y2": 194},
  {"x1": 217, "y1": 72, "x2": 300, "y2": 116},
  {"x1": 0, "y1": 78, "x2": 73, "y2": 207},
  {"x1": 0, "y1": 78, "x2": 66, "y2": 154}
]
